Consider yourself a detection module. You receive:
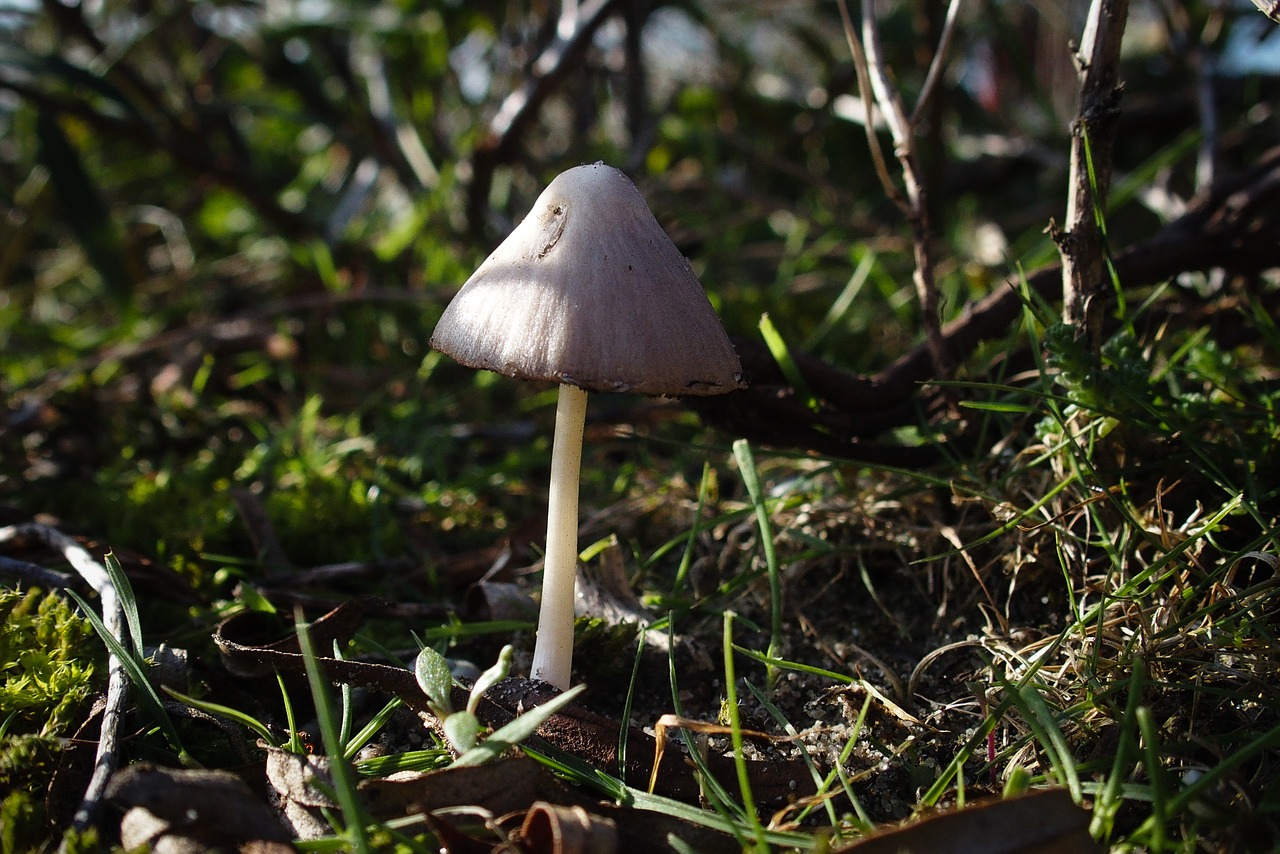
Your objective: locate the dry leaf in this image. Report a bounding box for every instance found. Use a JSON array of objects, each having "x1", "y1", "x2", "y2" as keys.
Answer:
[
  {"x1": 833, "y1": 789, "x2": 1101, "y2": 854},
  {"x1": 516, "y1": 801, "x2": 618, "y2": 854},
  {"x1": 263, "y1": 746, "x2": 338, "y2": 839},
  {"x1": 360, "y1": 757, "x2": 573, "y2": 818},
  {"x1": 107, "y1": 764, "x2": 292, "y2": 853}
]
